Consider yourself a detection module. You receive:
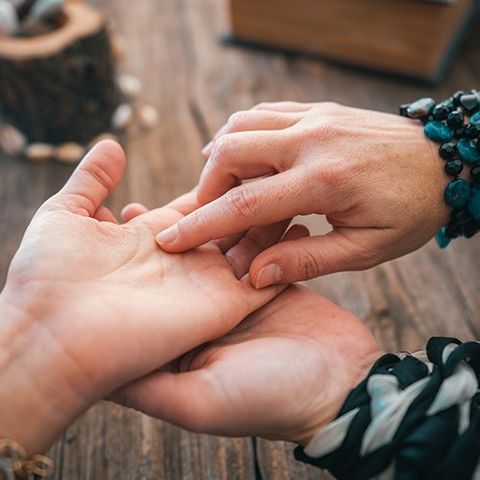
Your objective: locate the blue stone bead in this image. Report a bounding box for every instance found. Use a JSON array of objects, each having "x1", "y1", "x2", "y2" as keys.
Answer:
[
  {"x1": 444, "y1": 179, "x2": 471, "y2": 208},
  {"x1": 464, "y1": 123, "x2": 480, "y2": 139},
  {"x1": 435, "y1": 226, "x2": 451, "y2": 249},
  {"x1": 471, "y1": 111, "x2": 480, "y2": 124},
  {"x1": 468, "y1": 189, "x2": 480, "y2": 222},
  {"x1": 438, "y1": 99, "x2": 455, "y2": 112},
  {"x1": 460, "y1": 94, "x2": 479, "y2": 112},
  {"x1": 406, "y1": 97, "x2": 435, "y2": 119},
  {"x1": 399, "y1": 103, "x2": 409, "y2": 117},
  {"x1": 424, "y1": 121, "x2": 453, "y2": 143},
  {"x1": 453, "y1": 91, "x2": 466, "y2": 106},
  {"x1": 472, "y1": 165, "x2": 480, "y2": 184},
  {"x1": 447, "y1": 110, "x2": 465, "y2": 129},
  {"x1": 457, "y1": 138, "x2": 480, "y2": 165},
  {"x1": 432, "y1": 105, "x2": 450, "y2": 121}
]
